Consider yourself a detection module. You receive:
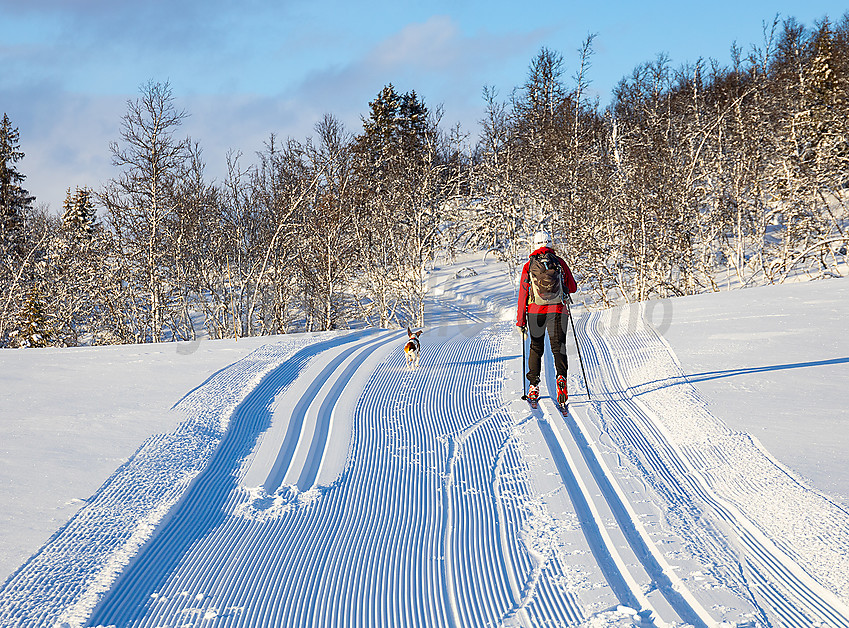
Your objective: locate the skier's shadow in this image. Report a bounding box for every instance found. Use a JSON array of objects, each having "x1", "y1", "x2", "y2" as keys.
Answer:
[{"x1": 87, "y1": 330, "x2": 378, "y2": 627}]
